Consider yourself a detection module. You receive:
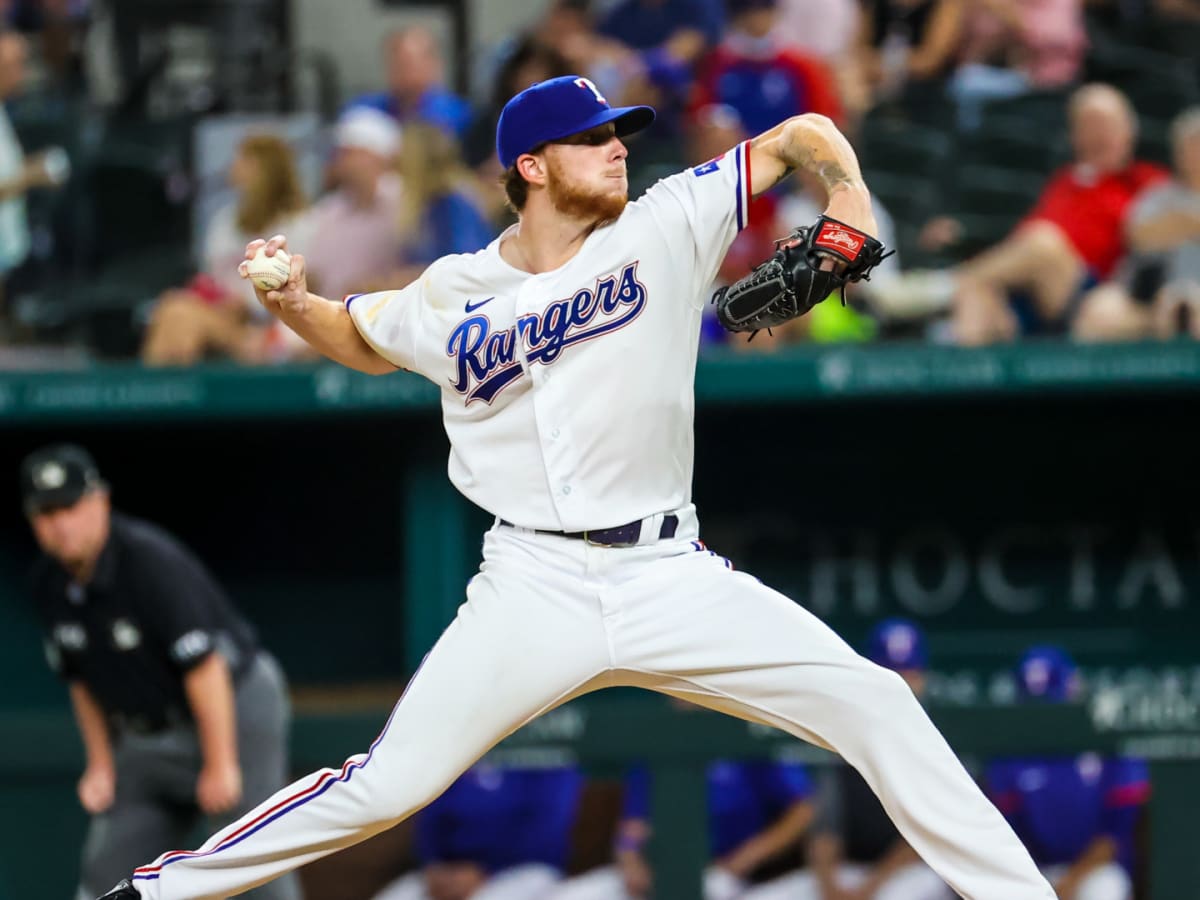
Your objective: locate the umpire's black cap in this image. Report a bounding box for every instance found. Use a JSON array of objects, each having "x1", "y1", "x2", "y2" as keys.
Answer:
[{"x1": 20, "y1": 444, "x2": 107, "y2": 514}]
